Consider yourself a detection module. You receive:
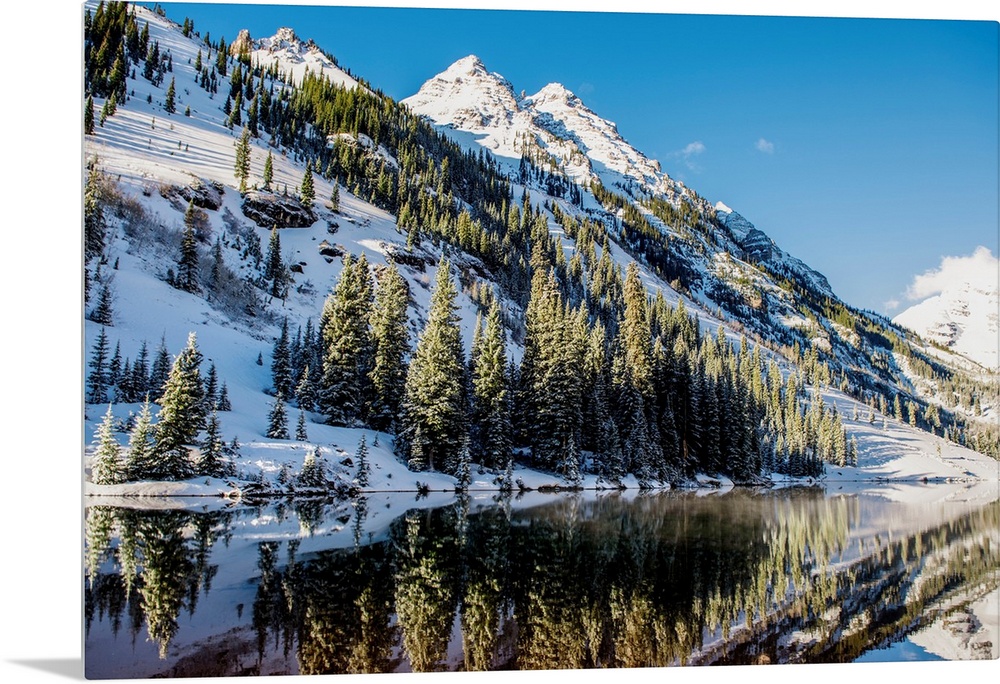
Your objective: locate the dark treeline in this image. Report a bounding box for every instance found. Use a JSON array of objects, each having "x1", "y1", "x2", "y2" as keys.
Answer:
[{"x1": 278, "y1": 249, "x2": 854, "y2": 485}]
